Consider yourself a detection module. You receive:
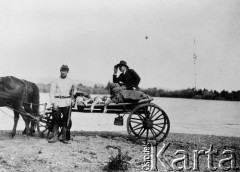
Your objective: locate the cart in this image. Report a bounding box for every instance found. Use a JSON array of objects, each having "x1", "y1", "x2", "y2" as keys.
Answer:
[{"x1": 38, "y1": 96, "x2": 170, "y2": 143}]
